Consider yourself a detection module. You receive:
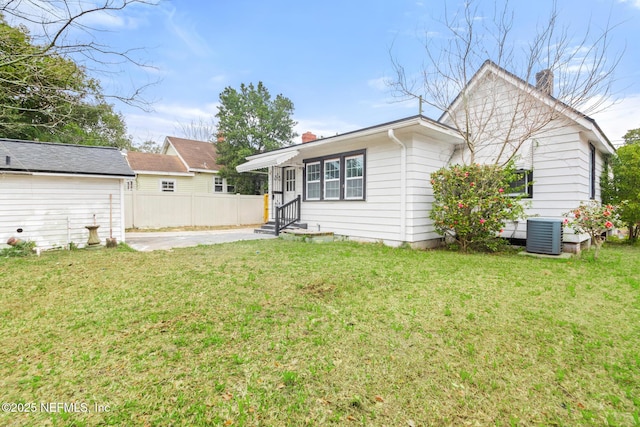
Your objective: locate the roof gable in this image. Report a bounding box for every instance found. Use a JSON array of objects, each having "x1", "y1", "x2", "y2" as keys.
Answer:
[
  {"x1": 439, "y1": 60, "x2": 615, "y2": 153},
  {"x1": 125, "y1": 151, "x2": 188, "y2": 173},
  {"x1": 164, "y1": 136, "x2": 220, "y2": 171},
  {"x1": 0, "y1": 139, "x2": 134, "y2": 177}
]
